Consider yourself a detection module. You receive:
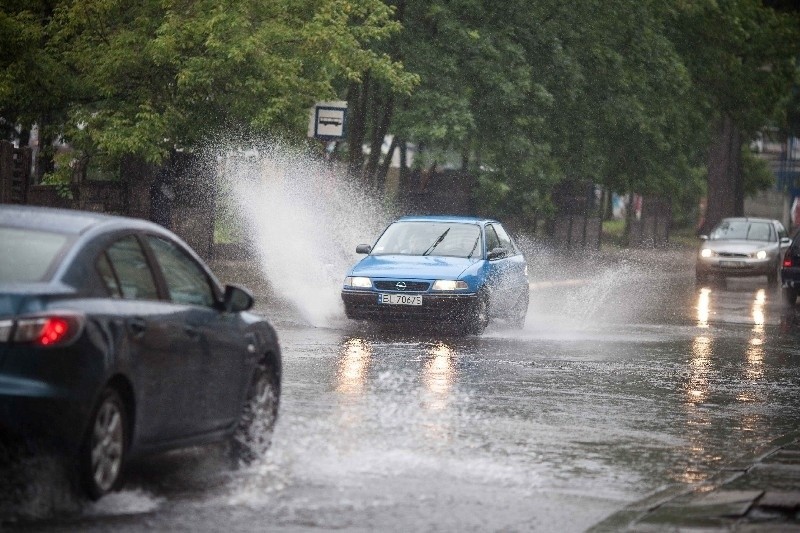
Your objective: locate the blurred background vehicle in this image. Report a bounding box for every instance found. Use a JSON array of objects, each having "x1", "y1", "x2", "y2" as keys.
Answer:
[{"x1": 695, "y1": 217, "x2": 790, "y2": 286}]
